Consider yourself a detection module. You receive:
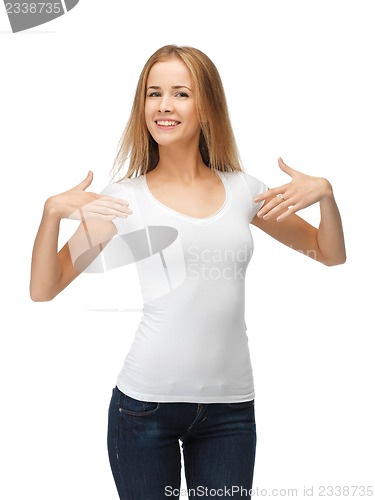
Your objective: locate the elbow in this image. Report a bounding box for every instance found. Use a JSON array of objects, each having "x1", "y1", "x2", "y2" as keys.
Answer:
[
  {"x1": 329, "y1": 257, "x2": 347, "y2": 267},
  {"x1": 29, "y1": 285, "x2": 56, "y2": 302},
  {"x1": 315, "y1": 241, "x2": 347, "y2": 267},
  {"x1": 321, "y1": 254, "x2": 347, "y2": 267},
  {"x1": 30, "y1": 295, "x2": 53, "y2": 303},
  {"x1": 30, "y1": 292, "x2": 54, "y2": 302}
]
